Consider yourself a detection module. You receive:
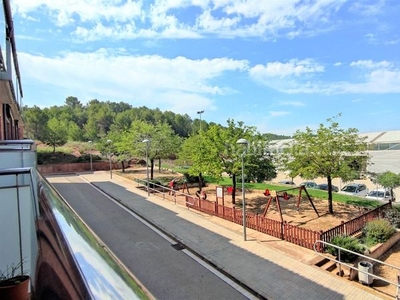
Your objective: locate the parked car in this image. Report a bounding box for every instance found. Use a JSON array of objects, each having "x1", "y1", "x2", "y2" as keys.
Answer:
[
  {"x1": 278, "y1": 180, "x2": 296, "y2": 185},
  {"x1": 316, "y1": 183, "x2": 339, "y2": 192},
  {"x1": 340, "y1": 183, "x2": 368, "y2": 197},
  {"x1": 365, "y1": 189, "x2": 395, "y2": 201},
  {"x1": 299, "y1": 181, "x2": 318, "y2": 189}
]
